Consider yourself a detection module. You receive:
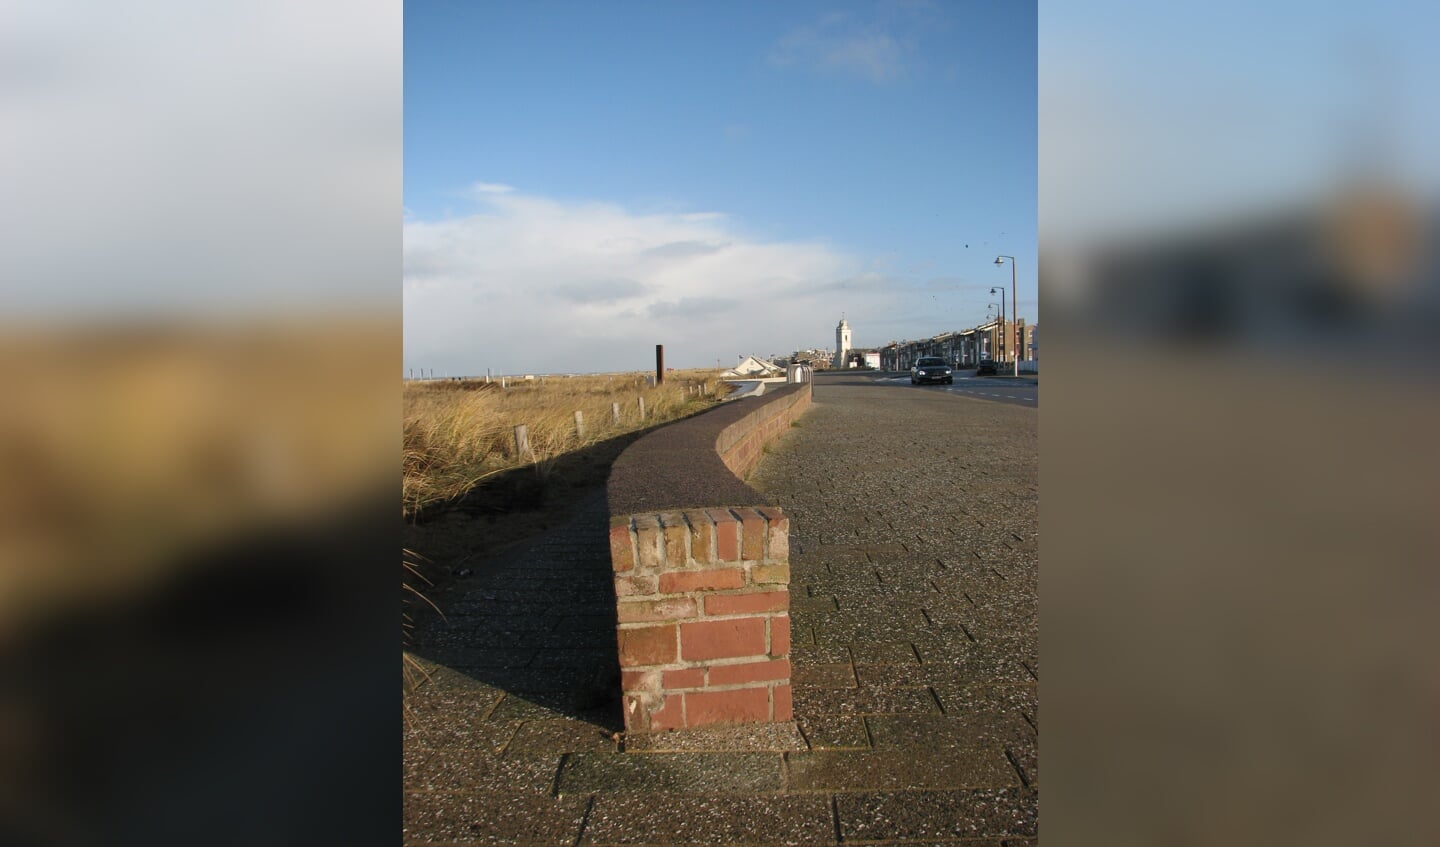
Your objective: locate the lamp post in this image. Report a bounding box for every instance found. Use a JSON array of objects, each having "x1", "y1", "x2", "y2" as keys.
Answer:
[
  {"x1": 994, "y1": 256, "x2": 1017, "y2": 376},
  {"x1": 989, "y1": 291, "x2": 1005, "y2": 371}
]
